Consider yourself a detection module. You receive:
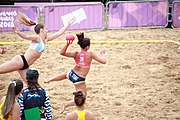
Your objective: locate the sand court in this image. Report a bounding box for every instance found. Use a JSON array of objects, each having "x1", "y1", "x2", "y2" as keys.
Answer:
[{"x1": 0, "y1": 28, "x2": 180, "y2": 119}]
